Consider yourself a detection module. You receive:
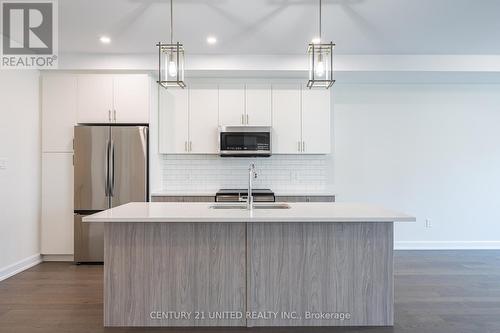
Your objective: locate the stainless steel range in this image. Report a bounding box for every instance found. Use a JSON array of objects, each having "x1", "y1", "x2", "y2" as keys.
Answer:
[{"x1": 215, "y1": 189, "x2": 275, "y2": 203}]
